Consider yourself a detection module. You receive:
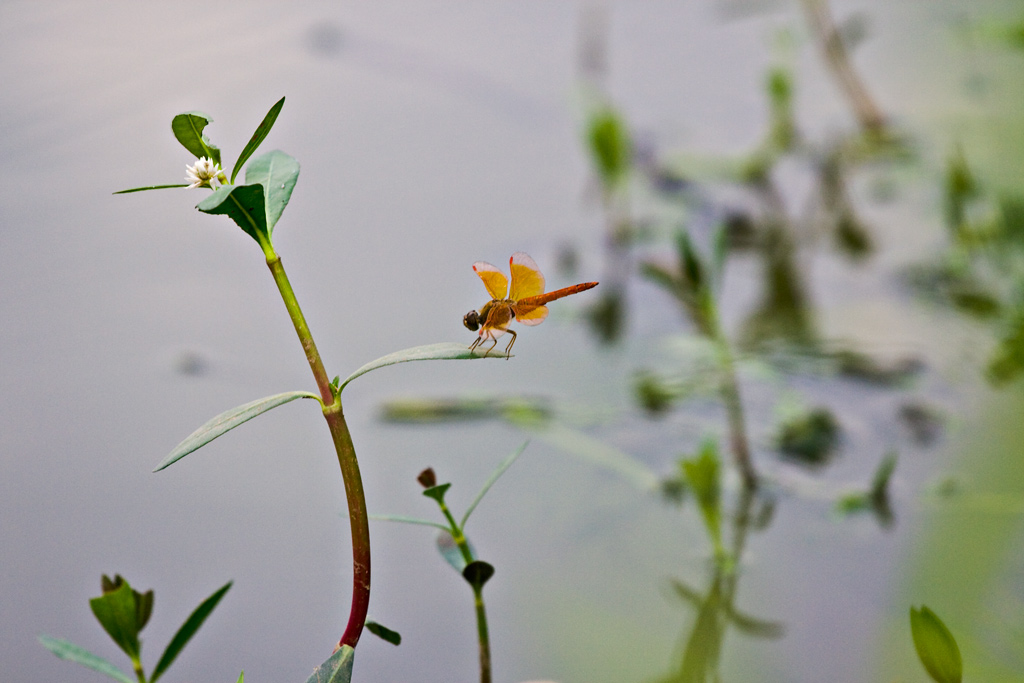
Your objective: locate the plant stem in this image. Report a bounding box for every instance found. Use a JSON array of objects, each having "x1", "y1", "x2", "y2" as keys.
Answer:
[
  {"x1": 711, "y1": 326, "x2": 757, "y2": 491},
  {"x1": 800, "y1": 0, "x2": 886, "y2": 134},
  {"x1": 437, "y1": 503, "x2": 491, "y2": 683},
  {"x1": 473, "y1": 585, "x2": 492, "y2": 683},
  {"x1": 265, "y1": 252, "x2": 371, "y2": 650}
]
